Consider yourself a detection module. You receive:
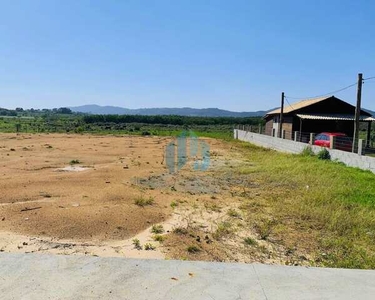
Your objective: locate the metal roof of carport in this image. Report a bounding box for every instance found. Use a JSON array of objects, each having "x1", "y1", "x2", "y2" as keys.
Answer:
[
  {"x1": 264, "y1": 96, "x2": 373, "y2": 118},
  {"x1": 296, "y1": 114, "x2": 375, "y2": 121}
]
